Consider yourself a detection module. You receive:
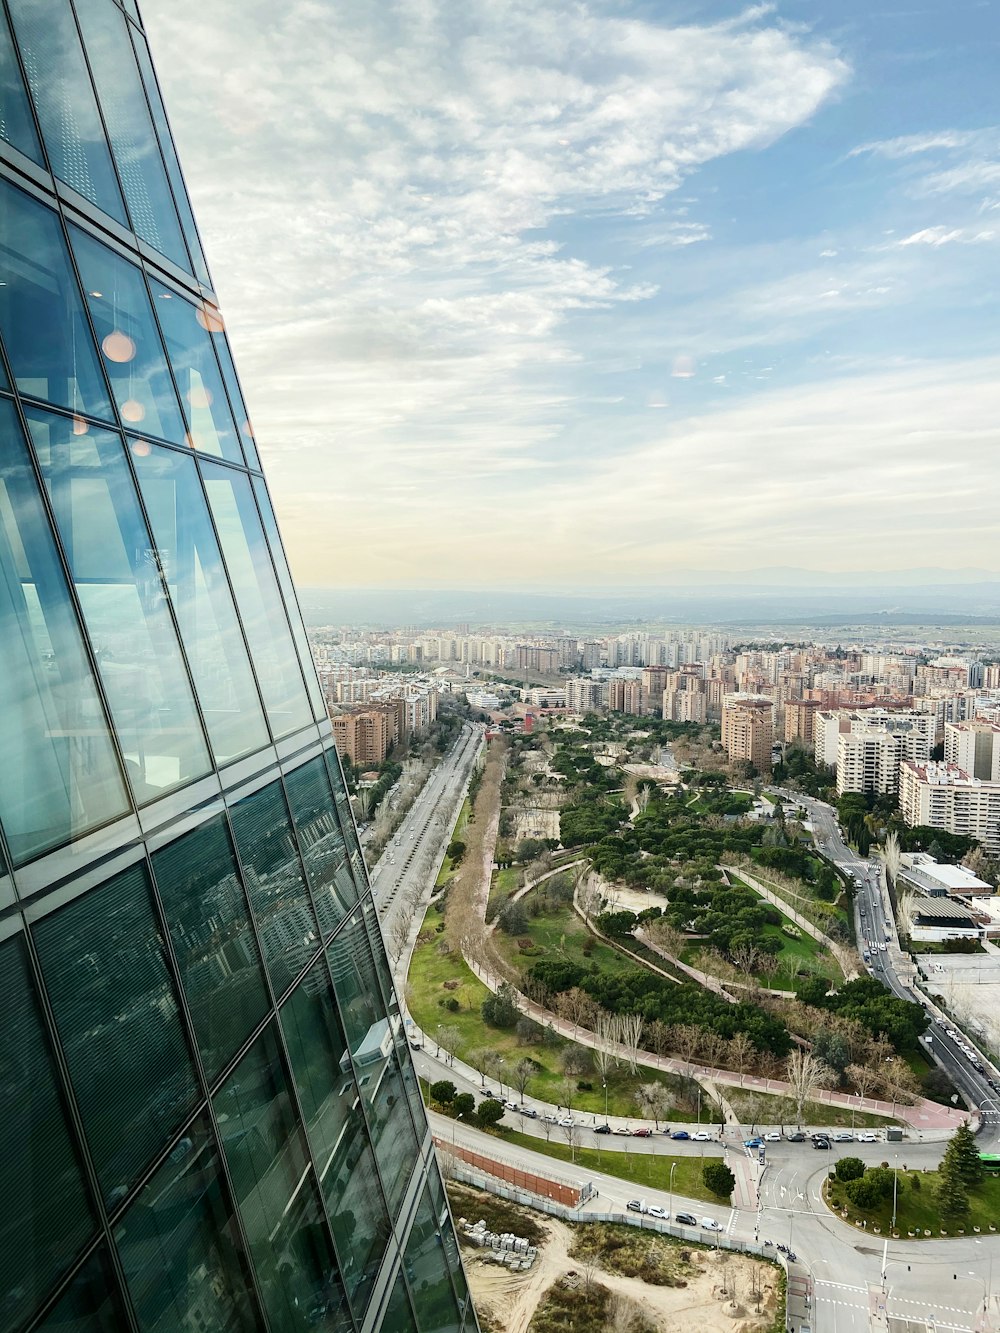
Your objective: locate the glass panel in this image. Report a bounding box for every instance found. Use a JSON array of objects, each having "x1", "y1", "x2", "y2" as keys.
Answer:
[
  {"x1": 384, "y1": 1271, "x2": 419, "y2": 1333},
  {"x1": 405, "y1": 1183, "x2": 463, "y2": 1333},
  {"x1": 0, "y1": 935, "x2": 97, "y2": 1333},
  {"x1": 0, "y1": 5, "x2": 44, "y2": 163},
  {"x1": 115, "y1": 1114, "x2": 262, "y2": 1333},
  {"x1": 209, "y1": 323, "x2": 259, "y2": 468},
  {"x1": 25, "y1": 407, "x2": 211, "y2": 804},
  {"x1": 152, "y1": 815, "x2": 270, "y2": 1083},
  {"x1": 36, "y1": 1247, "x2": 129, "y2": 1333},
  {"x1": 362, "y1": 896, "x2": 425, "y2": 1138},
  {"x1": 284, "y1": 758, "x2": 359, "y2": 939},
  {"x1": 0, "y1": 398, "x2": 129, "y2": 865},
  {"x1": 70, "y1": 226, "x2": 187, "y2": 443},
  {"x1": 72, "y1": 0, "x2": 189, "y2": 270},
  {"x1": 251, "y1": 477, "x2": 325, "y2": 720},
  {"x1": 279, "y1": 958, "x2": 392, "y2": 1317},
  {"x1": 427, "y1": 1164, "x2": 470, "y2": 1318},
  {"x1": 326, "y1": 908, "x2": 419, "y2": 1215},
  {"x1": 202, "y1": 464, "x2": 312, "y2": 737},
  {"x1": 33, "y1": 862, "x2": 200, "y2": 1205},
  {"x1": 322, "y1": 743, "x2": 364, "y2": 862},
  {"x1": 148, "y1": 280, "x2": 241, "y2": 461},
  {"x1": 214, "y1": 1026, "x2": 350, "y2": 1333},
  {"x1": 127, "y1": 26, "x2": 211, "y2": 289},
  {"x1": 229, "y1": 779, "x2": 320, "y2": 999},
  {"x1": 131, "y1": 443, "x2": 271, "y2": 764},
  {"x1": 0, "y1": 178, "x2": 113, "y2": 420},
  {"x1": 6, "y1": 0, "x2": 127, "y2": 223}
]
